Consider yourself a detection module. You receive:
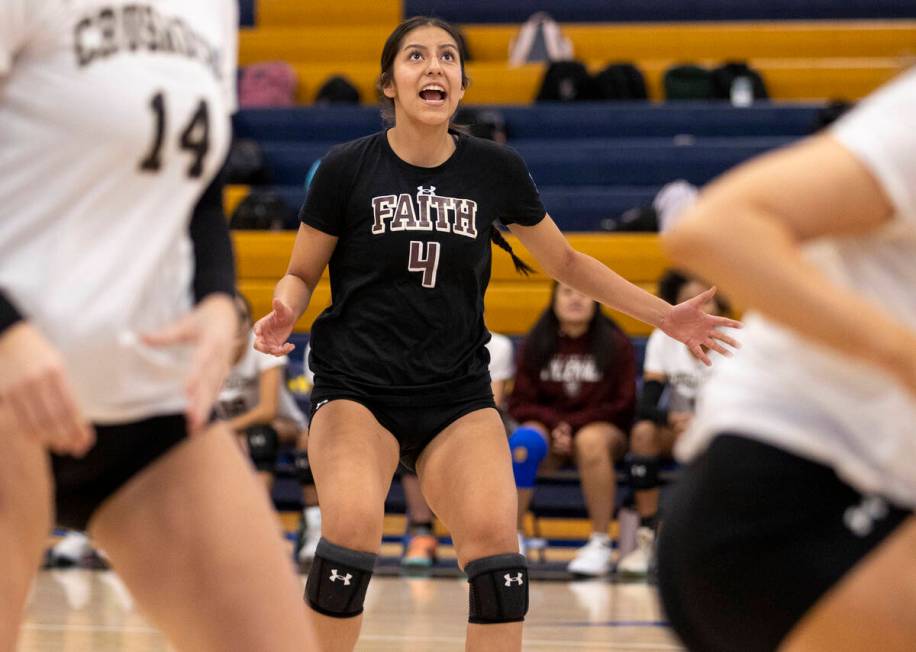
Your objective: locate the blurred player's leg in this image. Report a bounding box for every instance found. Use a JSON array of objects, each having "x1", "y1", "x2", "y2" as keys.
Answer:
[
  {"x1": 88, "y1": 421, "x2": 317, "y2": 652},
  {"x1": 418, "y1": 408, "x2": 524, "y2": 652},
  {"x1": 0, "y1": 411, "x2": 52, "y2": 652}
]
